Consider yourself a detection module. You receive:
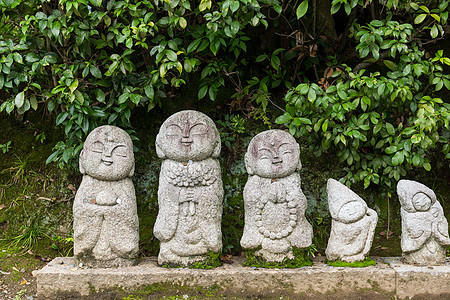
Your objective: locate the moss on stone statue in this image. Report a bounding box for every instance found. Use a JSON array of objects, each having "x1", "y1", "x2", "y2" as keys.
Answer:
[
  {"x1": 243, "y1": 247, "x2": 312, "y2": 268},
  {"x1": 161, "y1": 251, "x2": 222, "y2": 269},
  {"x1": 326, "y1": 257, "x2": 376, "y2": 267}
]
